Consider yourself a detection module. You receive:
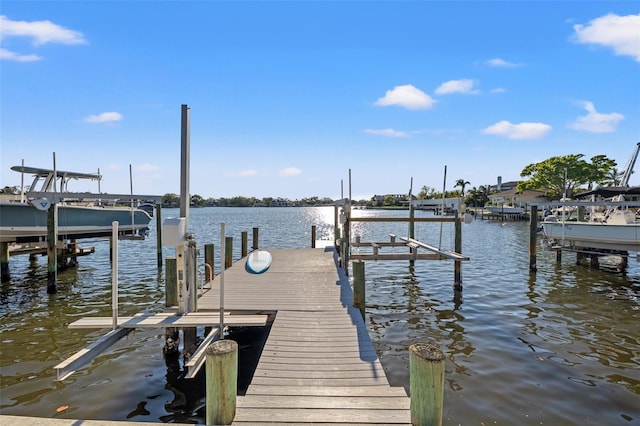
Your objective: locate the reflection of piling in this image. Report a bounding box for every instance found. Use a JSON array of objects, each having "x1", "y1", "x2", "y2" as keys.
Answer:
[
  {"x1": 206, "y1": 339, "x2": 238, "y2": 425},
  {"x1": 410, "y1": 343, "x2": 445, "y2": 426},
  {"x1": 352, "y1": 260, "x2": 365, "y2": 319}
]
